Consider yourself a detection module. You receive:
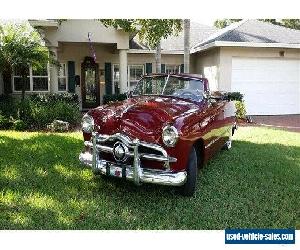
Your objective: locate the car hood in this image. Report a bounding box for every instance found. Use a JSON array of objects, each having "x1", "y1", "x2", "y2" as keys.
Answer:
[{"x1": 89, "y1": 96, "x2": 202, "y2": 142}]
